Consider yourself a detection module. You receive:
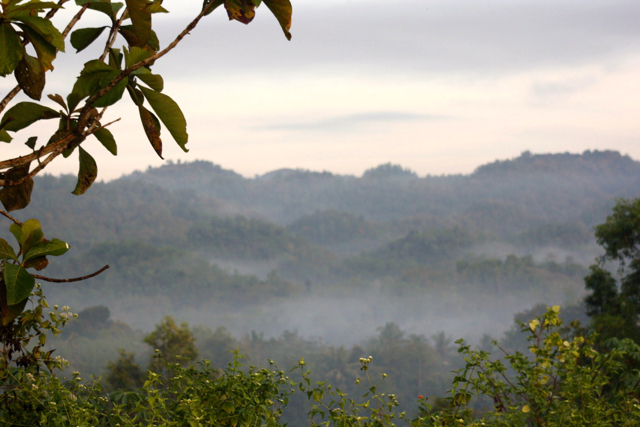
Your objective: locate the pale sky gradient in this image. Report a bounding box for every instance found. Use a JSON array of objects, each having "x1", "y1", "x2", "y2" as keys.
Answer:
[{"x1": 2, "y1": 0, "x2": 639, "y2": 180}]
